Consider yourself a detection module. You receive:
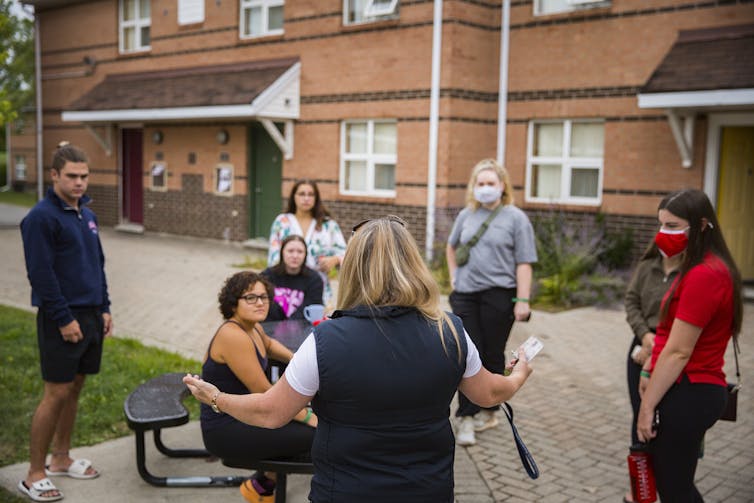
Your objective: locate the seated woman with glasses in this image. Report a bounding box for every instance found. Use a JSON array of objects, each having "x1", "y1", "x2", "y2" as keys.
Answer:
[
  {"x1": 261, "y1": 235, "x2": 324, "y2": 322},
  {"x1": 187, "y1": 217, "x2": 533, "y2": 502},
  {"x1": 199, "y1": 271, "x2": 316, "y2": 500}
]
